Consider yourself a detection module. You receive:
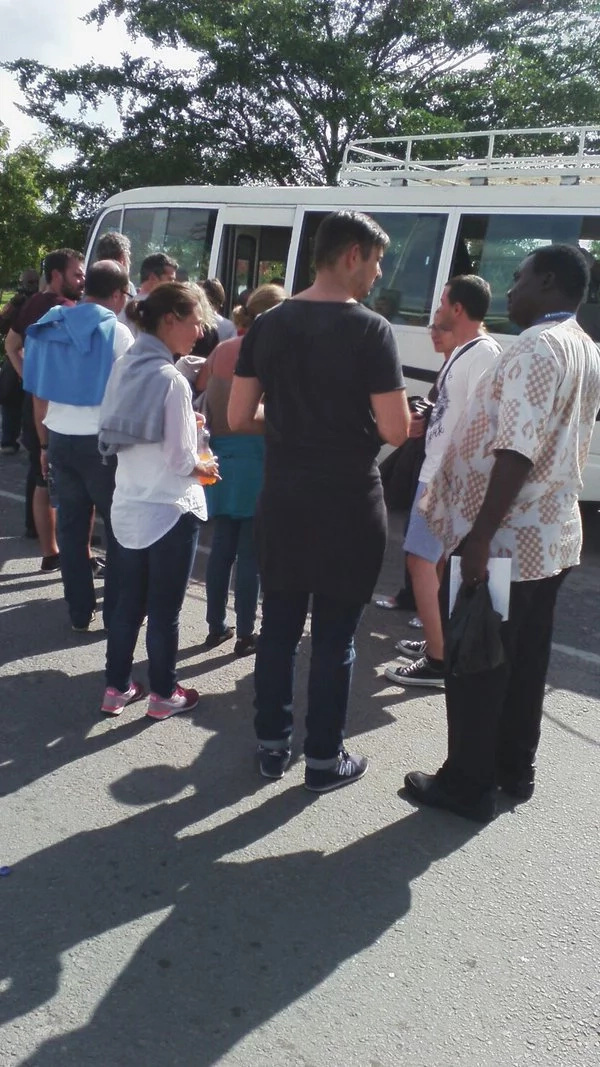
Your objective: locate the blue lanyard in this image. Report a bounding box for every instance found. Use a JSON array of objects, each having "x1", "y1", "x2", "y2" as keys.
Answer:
[{"x1": 532, "y1": 312, "x2": 574, "y2": 325}]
